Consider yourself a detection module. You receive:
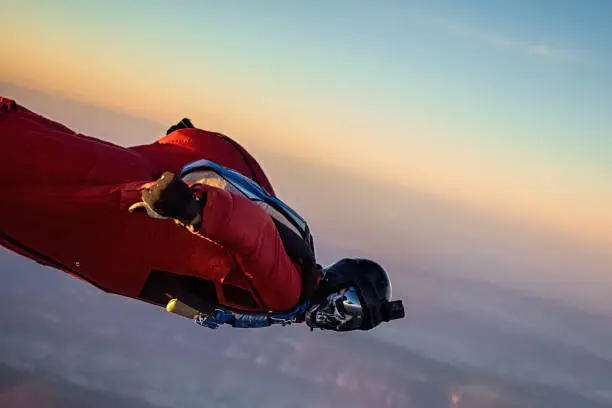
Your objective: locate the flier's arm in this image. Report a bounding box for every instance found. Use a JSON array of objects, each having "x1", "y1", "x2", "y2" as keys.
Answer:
[{"x1": 193, "y1": 184, "x2": 303, "y2": 311}]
